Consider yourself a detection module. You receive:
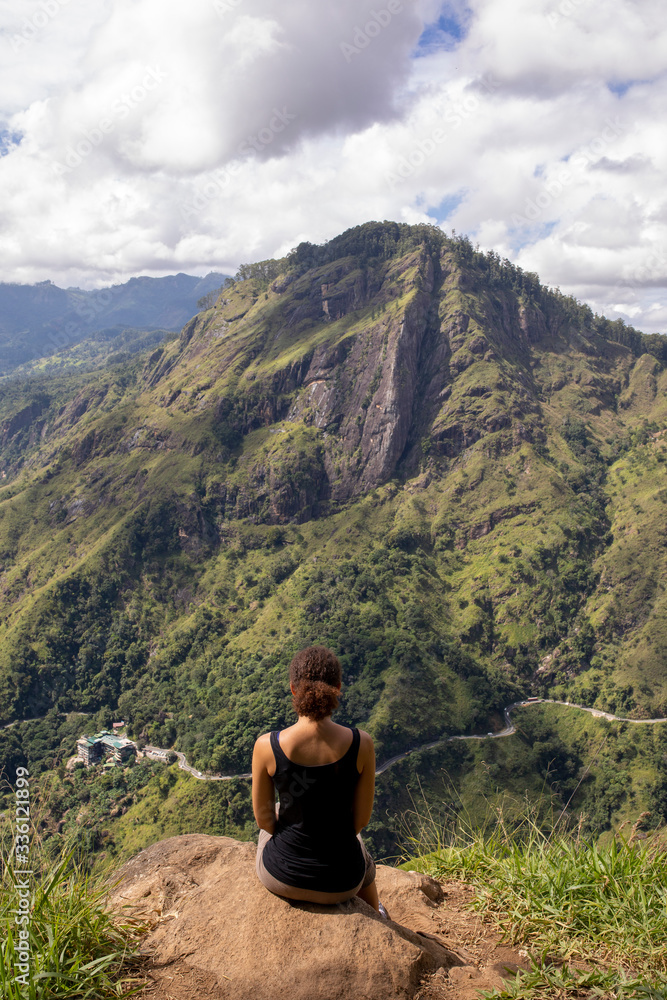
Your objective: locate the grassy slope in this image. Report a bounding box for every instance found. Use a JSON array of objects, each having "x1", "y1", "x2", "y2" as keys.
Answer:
[
  {"x1": 404, "y1": 826, "x2": 667, "y2": 999},
  {"x1": 1, "y1": 224, "x2": 667, "y2": 864}
]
